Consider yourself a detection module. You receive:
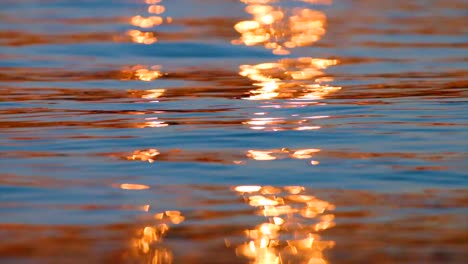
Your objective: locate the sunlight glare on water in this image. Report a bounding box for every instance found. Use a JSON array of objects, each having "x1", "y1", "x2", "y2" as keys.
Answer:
[{"x1": 0, "y1": 0, "x2": 467, "y2": 263}]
